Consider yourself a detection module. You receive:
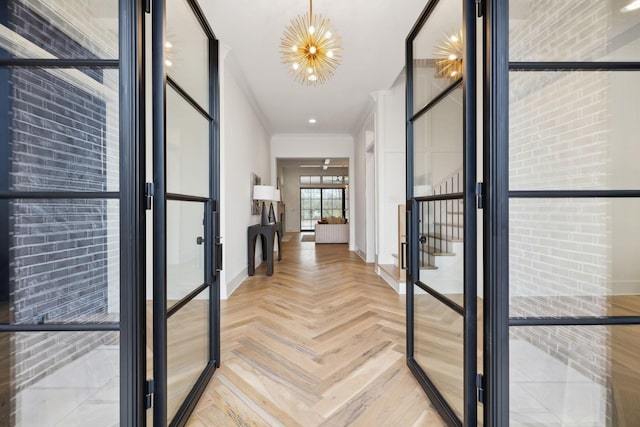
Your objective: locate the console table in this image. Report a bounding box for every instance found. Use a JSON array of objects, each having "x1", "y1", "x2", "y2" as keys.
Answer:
[{"x1": 247, "y1": 222, "x2": 282, "y2": 276}]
